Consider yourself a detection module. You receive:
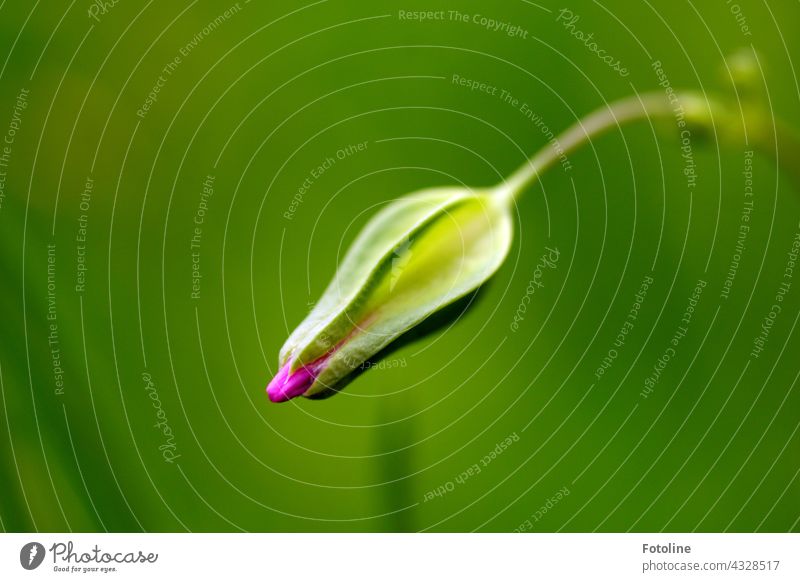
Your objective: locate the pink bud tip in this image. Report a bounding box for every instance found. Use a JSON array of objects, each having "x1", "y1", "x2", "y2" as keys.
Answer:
[{"x1": 266, "y1": 360, "x2": 322, "y2": 403}]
